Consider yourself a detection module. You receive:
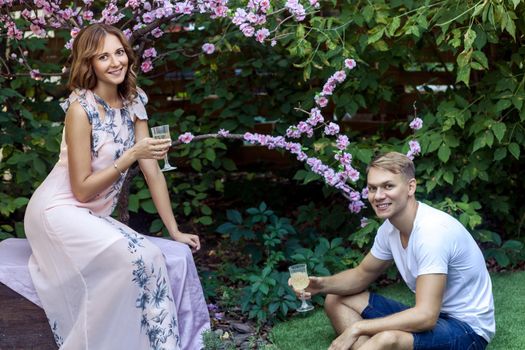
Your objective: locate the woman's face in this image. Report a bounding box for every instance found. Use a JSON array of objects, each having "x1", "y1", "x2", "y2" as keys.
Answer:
[{"x1": 91, "y1": 34, "x2": 128, "y2": 88}]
